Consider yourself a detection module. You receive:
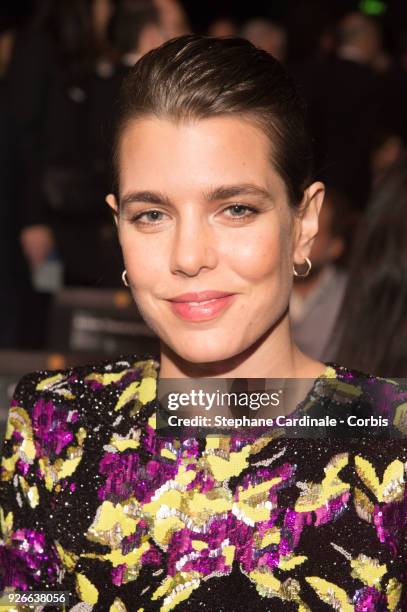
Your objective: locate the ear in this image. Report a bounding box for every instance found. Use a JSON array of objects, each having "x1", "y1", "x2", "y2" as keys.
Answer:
[
  {"x1": 293, "y1": 181, "x2": 325, "y2": 266},
  {"x1": 106, "y1": 193, "x2": 119, "y2": 229}
]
